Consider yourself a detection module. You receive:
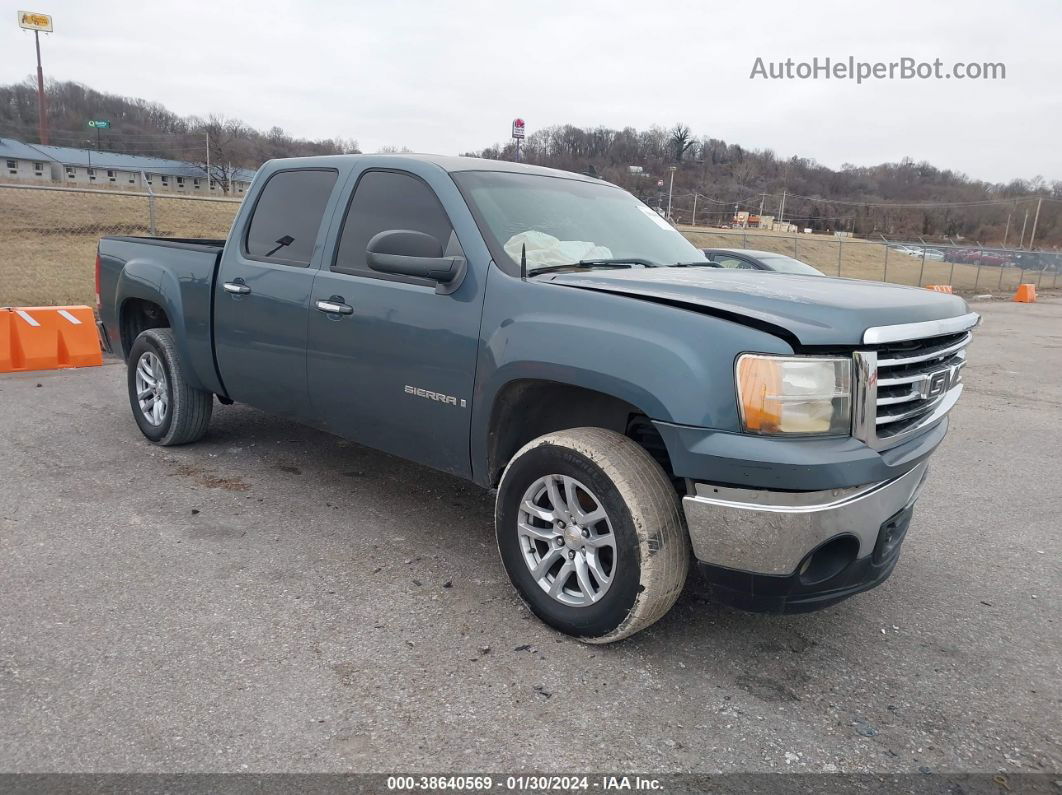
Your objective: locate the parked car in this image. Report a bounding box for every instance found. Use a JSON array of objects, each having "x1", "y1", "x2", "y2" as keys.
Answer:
[
  {"x1": 96, "y1": 154, "x2": 978, "y2": 643},
  {"x1": 891, "y1": 245, "x2": 922, "y2": 257},
  {"x1": 701, "y1": 248, "x2": 824, "y2": 275},
  {"x1": 892, "y1": 246, "x2": 945, "y2": 260}
]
